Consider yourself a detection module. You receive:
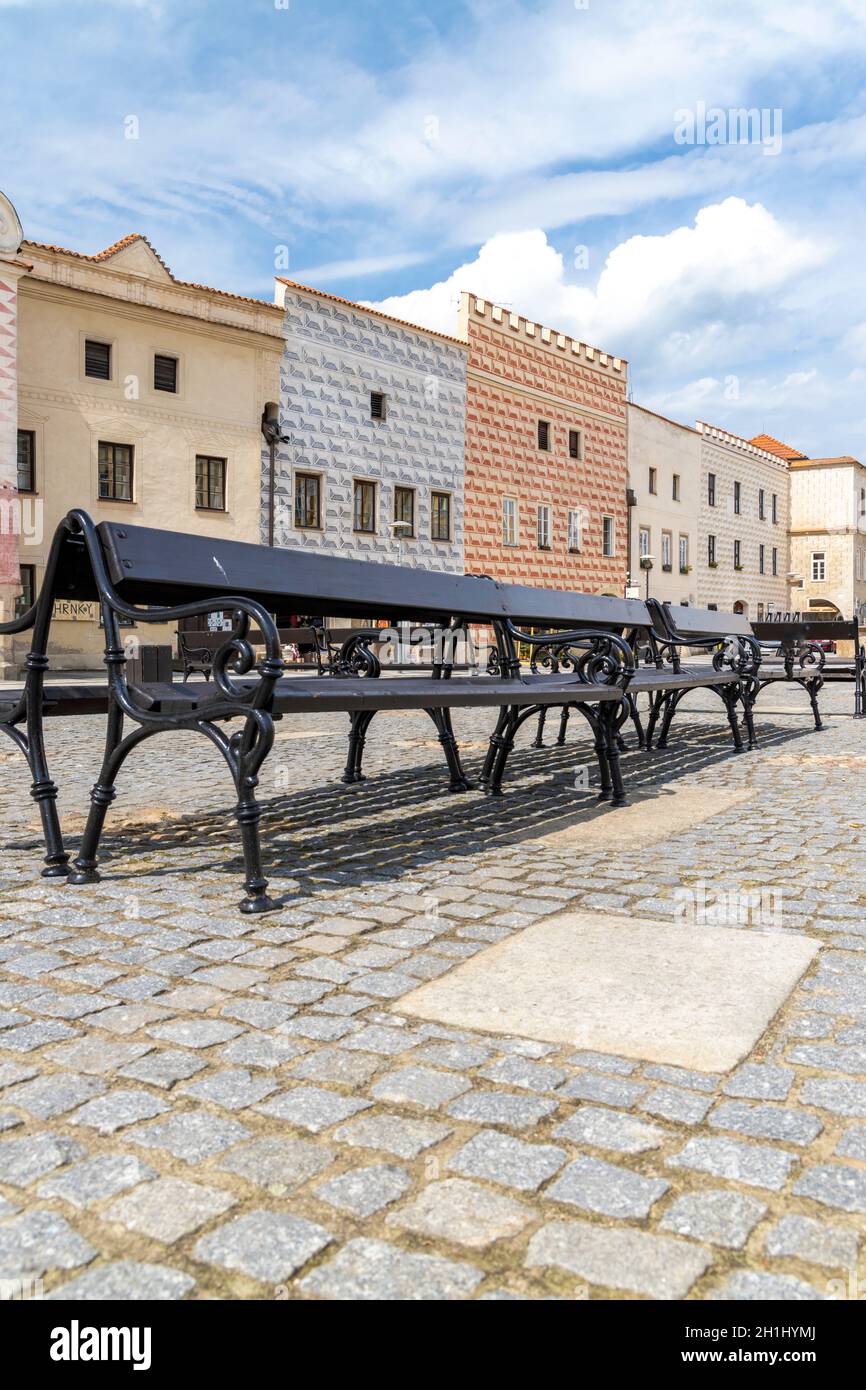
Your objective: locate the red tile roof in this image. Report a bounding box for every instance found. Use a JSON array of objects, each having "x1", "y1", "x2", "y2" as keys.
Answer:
[
  {"x1": 748, "y1": 433, "x2": 808, "y2": 461},
  {"x1": 22, "y1": 234, "x2": 282, "y2": 311}
]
